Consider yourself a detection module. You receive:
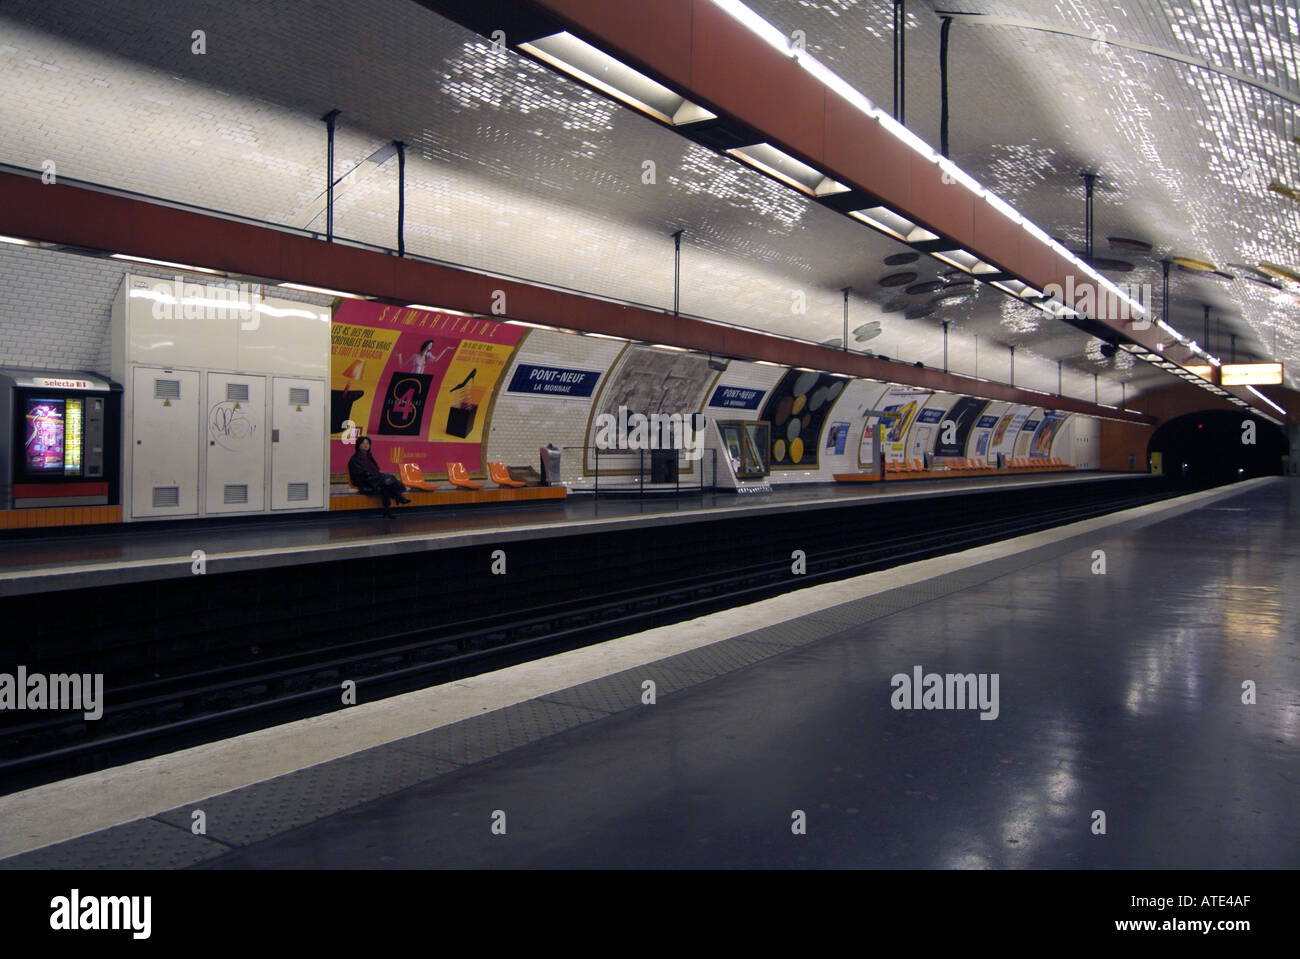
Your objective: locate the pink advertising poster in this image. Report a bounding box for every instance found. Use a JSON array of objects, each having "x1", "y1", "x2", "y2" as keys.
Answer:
[{"x1": 330, "y1": 302, "x2": 525, "y2": 476}]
